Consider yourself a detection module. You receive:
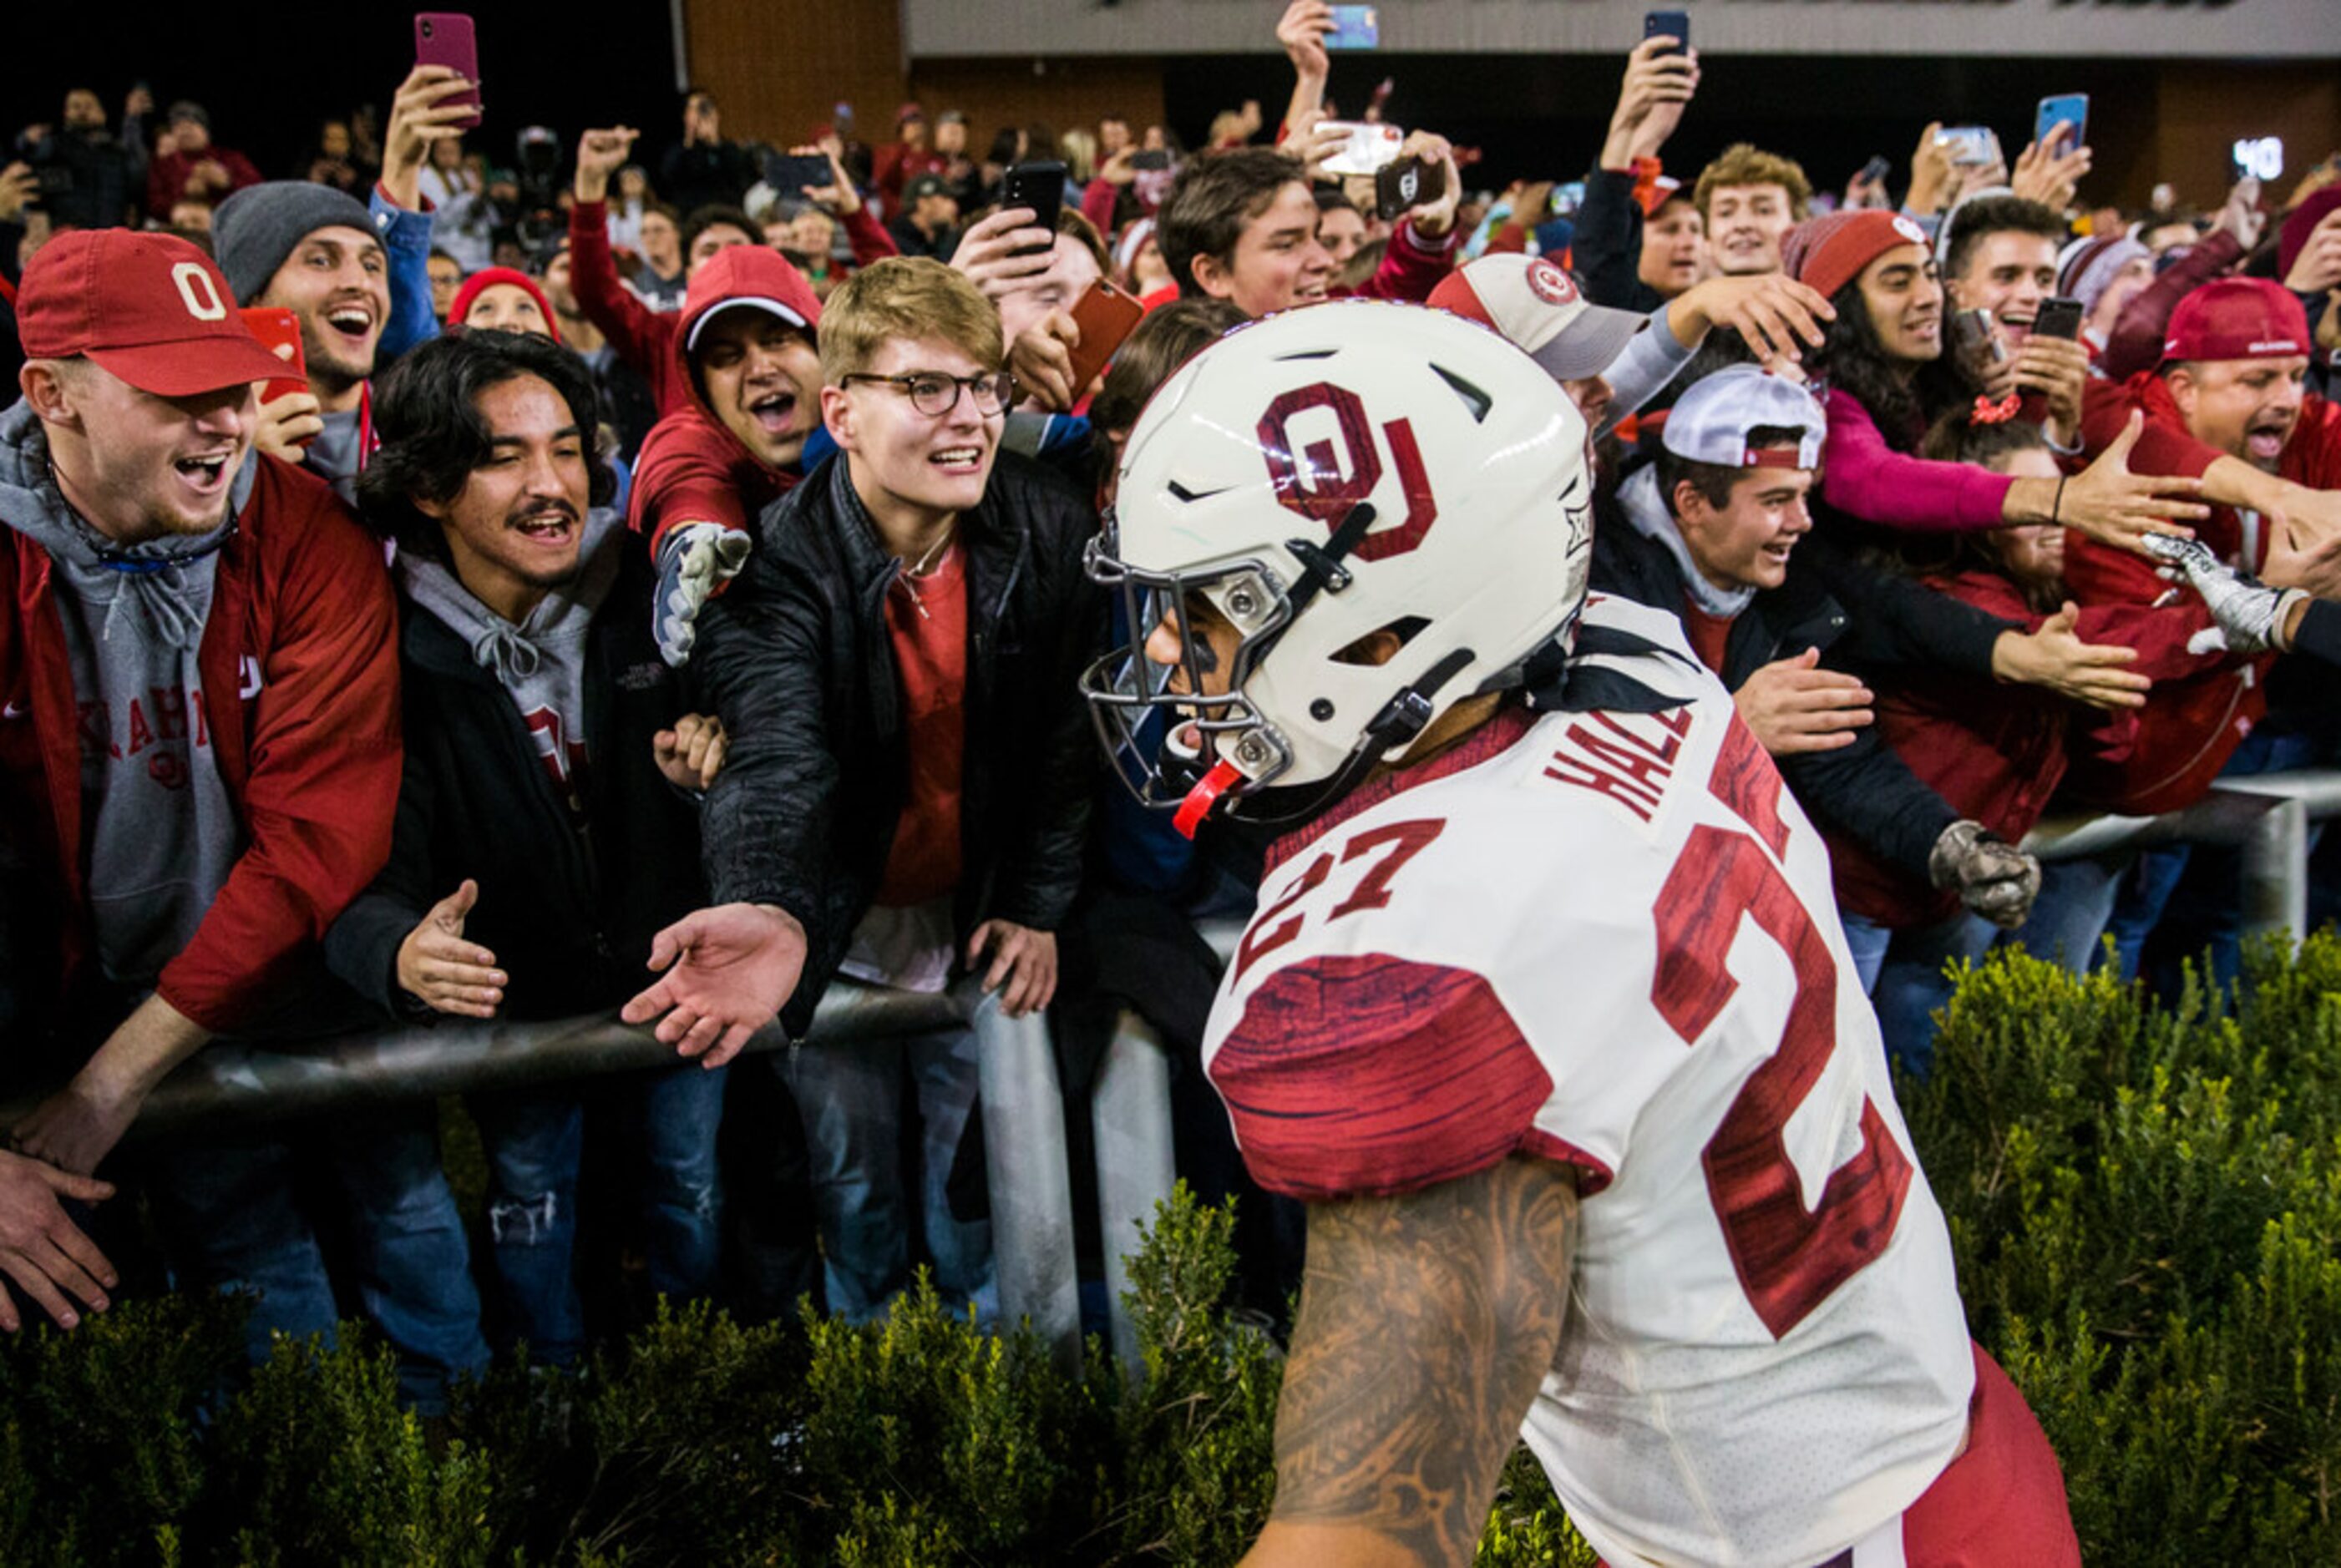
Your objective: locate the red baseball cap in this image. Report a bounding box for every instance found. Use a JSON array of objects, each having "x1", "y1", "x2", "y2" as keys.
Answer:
[
  {"x1": 2161, "y1": 277, "x2": 2311, "y2": 365},
  {"x1": 1428, "y1": 253, "x2": 1646, "y2": 382},
  {"x1": 18, "y1": 230, "x2": 286, "y2": 397}
]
